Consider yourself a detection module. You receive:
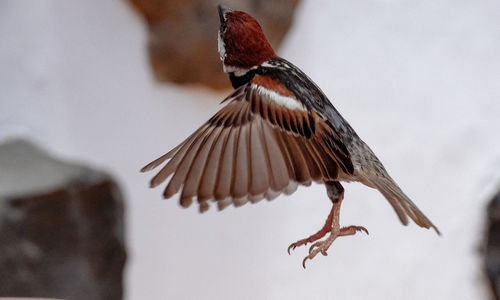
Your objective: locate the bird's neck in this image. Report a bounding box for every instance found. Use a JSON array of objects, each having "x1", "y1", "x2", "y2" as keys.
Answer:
[
  {"x1": 228, "y1": 69, "x2": 257, "y2": 89},
  {"x1": 225, "y1": 58, "x2": 285, "y2": 89},
  {"x1": 225, "y1": 60, "x2": 269, "y2": 89}
]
